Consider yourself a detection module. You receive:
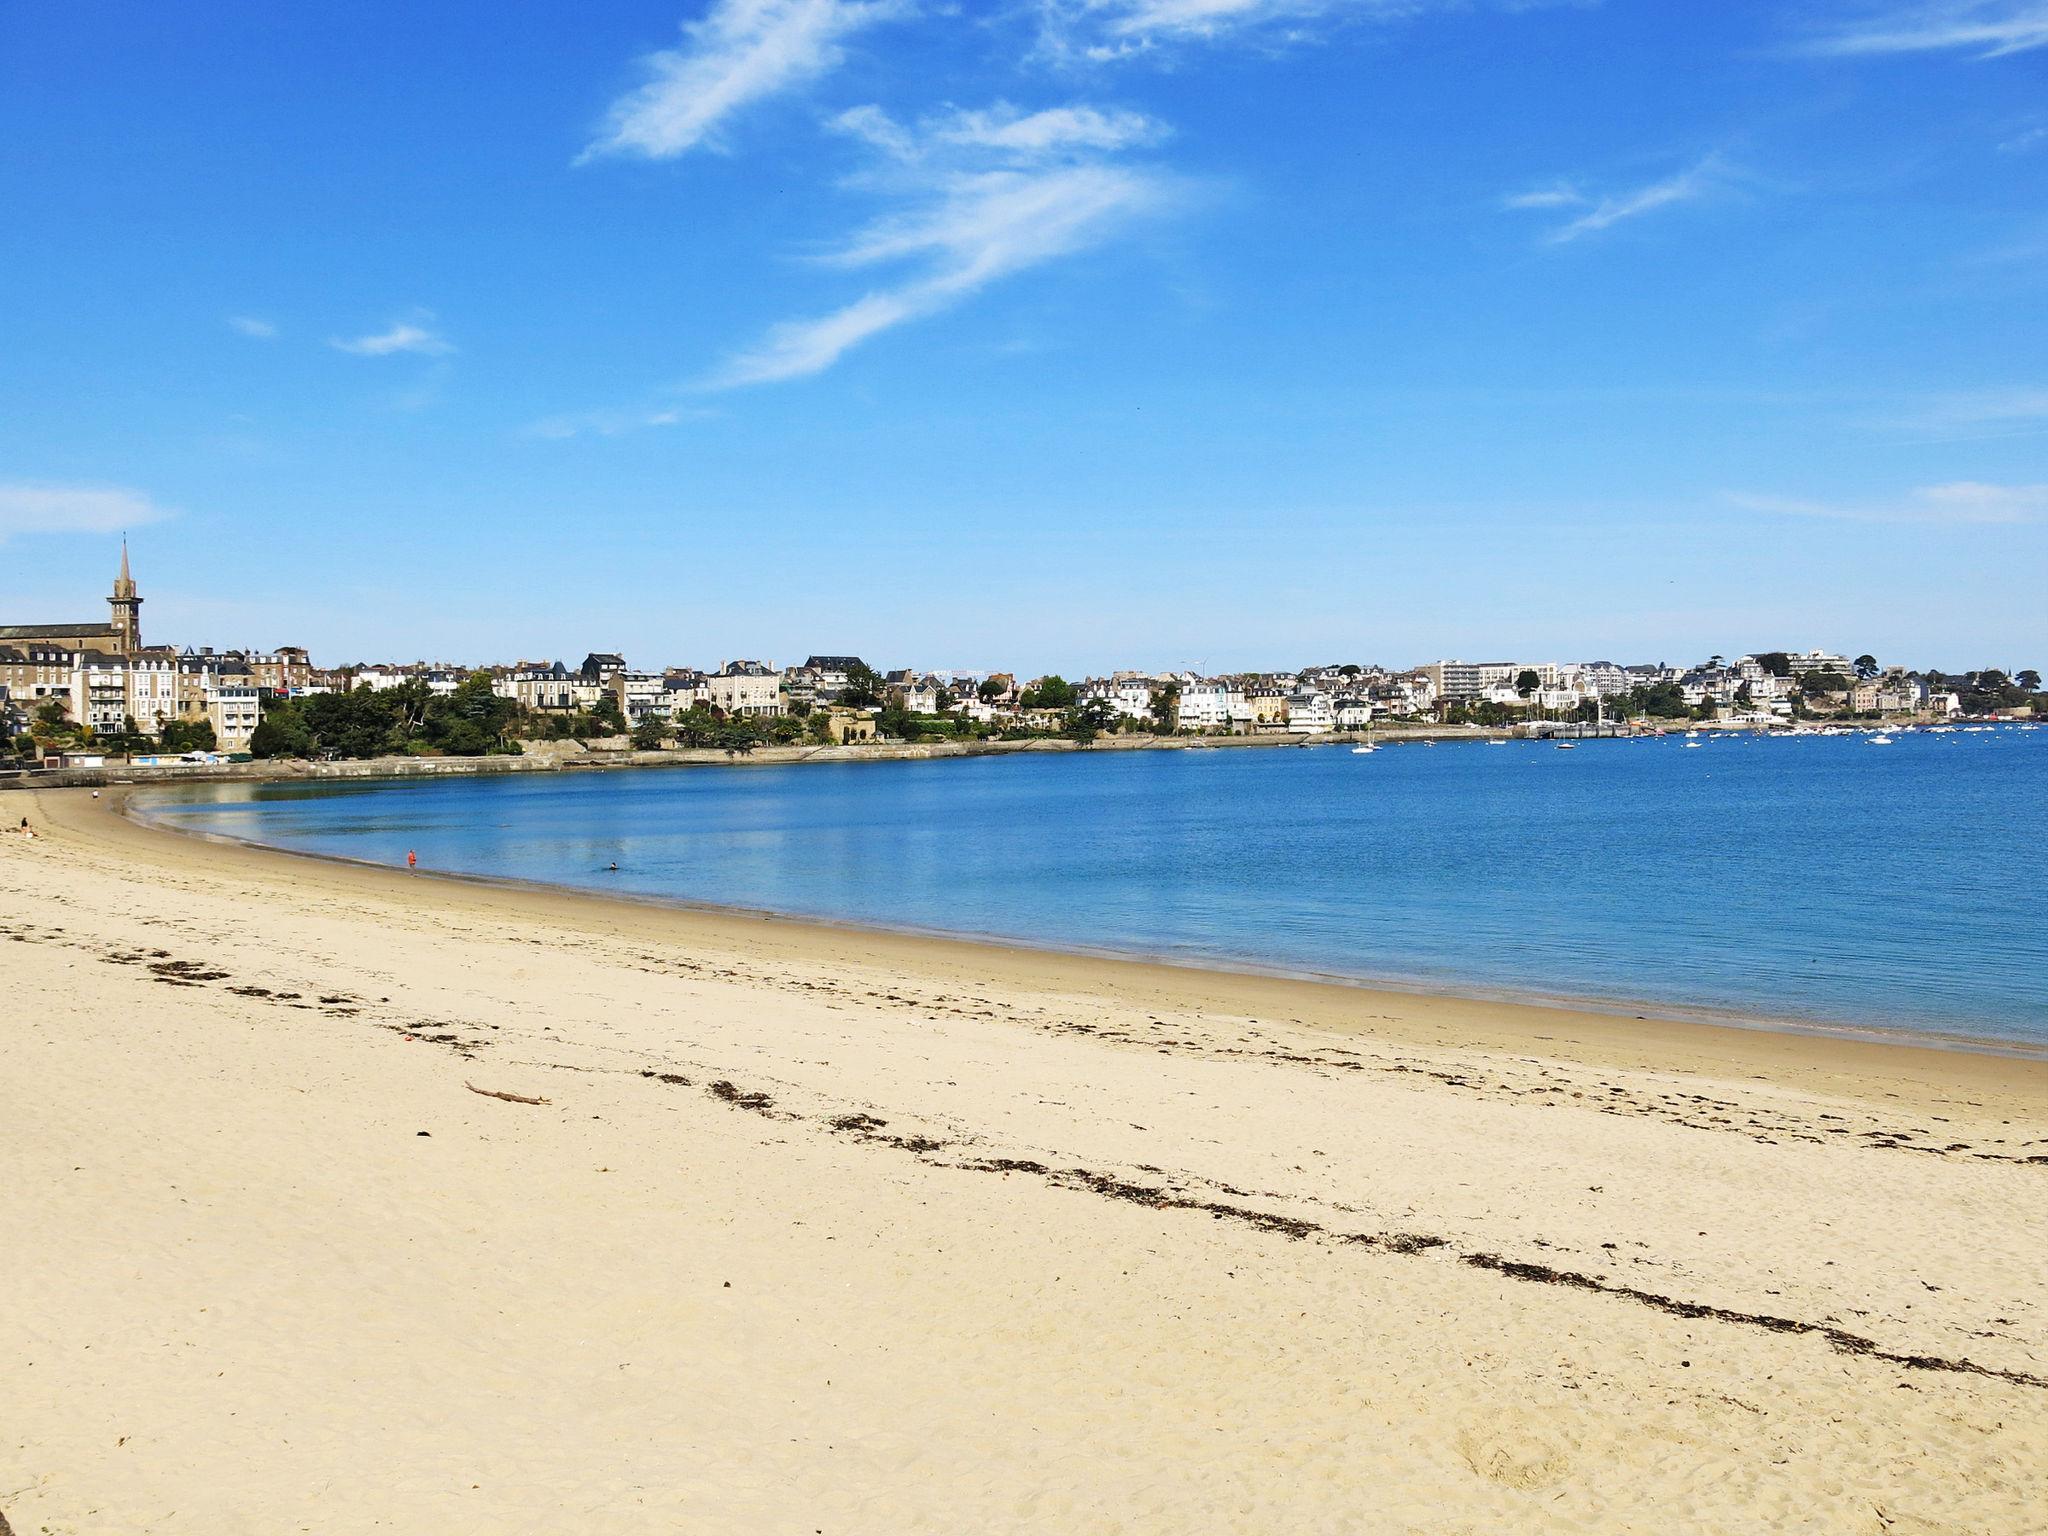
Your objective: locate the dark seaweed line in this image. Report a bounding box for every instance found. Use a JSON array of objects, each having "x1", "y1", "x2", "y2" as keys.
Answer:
[{"x1": 647, "y1": 1078, "x2": 2048, "y2": 1395}]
